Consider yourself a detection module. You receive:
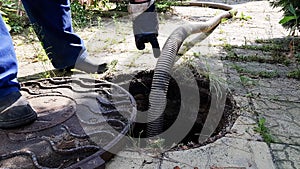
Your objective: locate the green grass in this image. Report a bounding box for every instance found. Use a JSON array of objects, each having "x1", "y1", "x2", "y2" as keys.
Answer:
[
  {"x1": 257, "y1": 70, "x2": 279, "y2": 78},
  {"x1": 225, "y1": 52, "x2": 270, "y2": 63},
  {"x1": 240, "y1": 75, "x2": 257, "y2": 86},
  {"x1": 223, "y1": 43, "x2": 285, "y2": 53},
  {"x1": 232, "y1": 64, "x2": 279, "y2": 78},
  {"x1": 238, "y1": 44, "x2": 283, "y2": 52},
  {"x1": 156, "y1": 0, "x2": 182, "y2": 13},
  {"x1": 147, "y1": 138, "x2": 165, "y2": 150},
  {"x1": 222, "y1": 43, "x2": 291, "y2": 65},
  {"x1": 234, "y1": 12, "x2": 252, "y2": 21},
  {"x1": 254, "y1": 117, "x2": 274, "y2": 144},
  {"x1": 0, "y1": 0, "x2": 30, "y2": 34},
  {"x1": 287, "y1": 69, "x2": 300, "y2": 79},
  {"x1": 296, "y1": 53, "x2": 300, "y2": 63},
  {"x1": 222, "y1": 37, "x2": 300, "y2": 67}
]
